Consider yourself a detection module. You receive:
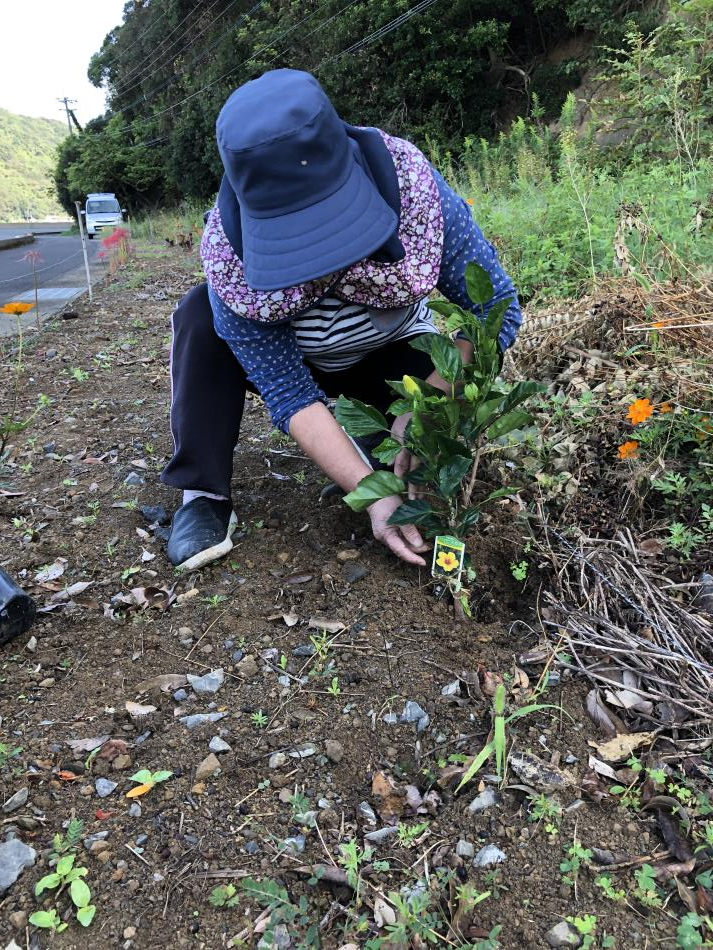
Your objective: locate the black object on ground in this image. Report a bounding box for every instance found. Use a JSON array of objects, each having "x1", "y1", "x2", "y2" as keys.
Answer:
[{"x1": 0, "y1": 568, "x2": 36, "y2": 647}]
